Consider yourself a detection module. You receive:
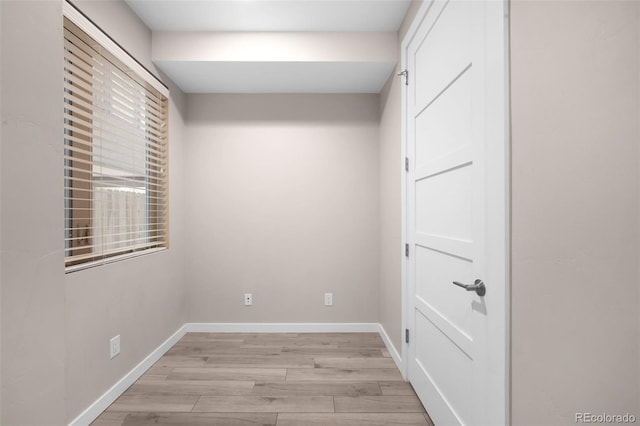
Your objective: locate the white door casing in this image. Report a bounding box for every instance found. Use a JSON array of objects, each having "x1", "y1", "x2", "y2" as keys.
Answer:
[{"x1": 401, "y1": 1, "x2": 509, "y2": 425}]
